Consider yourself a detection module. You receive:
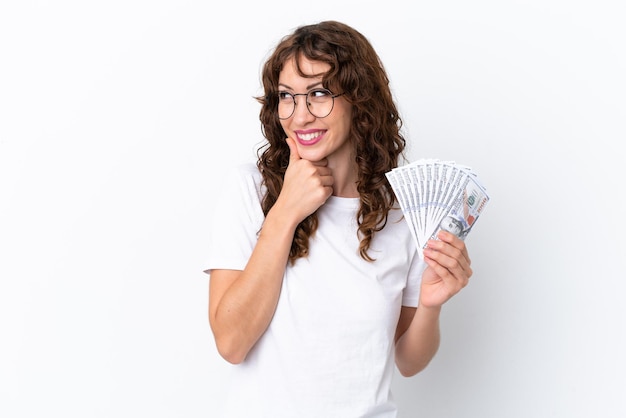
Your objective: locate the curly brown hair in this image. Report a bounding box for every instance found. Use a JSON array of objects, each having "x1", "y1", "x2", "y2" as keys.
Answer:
[{"x1": 256, "y1": 21, "x2": 406, "y2": 263}]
